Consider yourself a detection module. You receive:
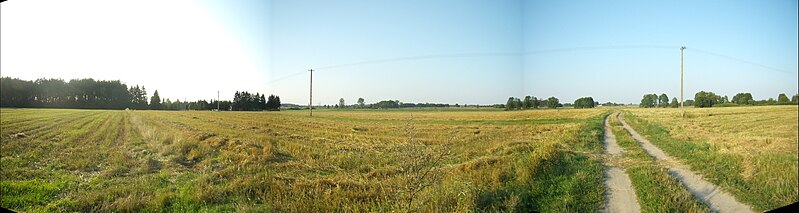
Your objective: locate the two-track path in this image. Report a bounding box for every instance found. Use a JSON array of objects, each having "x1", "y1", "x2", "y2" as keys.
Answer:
[
  {"x1": 602, "y1": 113, "x2": 641, "y2": 213},
  {"x1": 617, "y1": 112, "x2": 754, "y2": 213}
]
